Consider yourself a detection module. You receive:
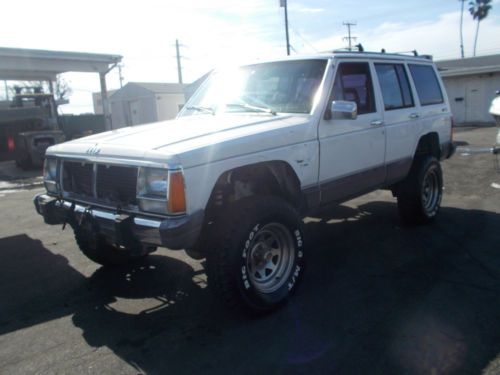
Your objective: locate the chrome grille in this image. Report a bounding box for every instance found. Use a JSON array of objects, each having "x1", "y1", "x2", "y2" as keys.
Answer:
[
  {"x1": 62, "y1": 161, "x2": 138, "y2": 206},
  {"x1": 96, "y1": 165, "x2": 137, "y2": 204},
  {"x1": 62, "y1": 161, "x2": 93, "y2": 196}
]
